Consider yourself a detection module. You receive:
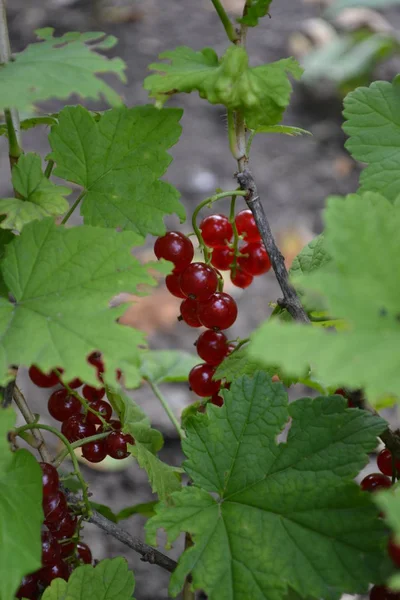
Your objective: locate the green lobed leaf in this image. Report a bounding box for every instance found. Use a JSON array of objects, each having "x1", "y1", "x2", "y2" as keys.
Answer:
[
  {"x1": 250, "y1": 192, "x2": 400, "y2": 403},
  {"x1": 0, "y1": 29, "x2": 126, "y2": 111},
  {"x1": 129, "y1": 442, "x2": 182, "y2": 504},
  {"x1": 0, "y1": 153, "x2": 70, "y2": 232},
  {"x1": 48, "y1": 105, "x2": 185, "y2": 237},
  {"x1": 139, "y1": 350, "x2": 198, "y2": 384},
  {"x1": 0, "y1": 408, "x2": 43, "y2": 600},
  {"x1": 289, "y1": 234, "x2": 330, "y2": 277},
  {"x1": 41, "y1": 558, "x2": 135, "y2": 600},
  {"x1": 147, "y1": 372, "x2": 390, "y2": 600},
  {"x1": 144, "y1": 46, "x2": 302, "y2": 129},
  {"x1": 0, "y1": 218, "x2": 170, "y2": 387},
  {"x1": 237, "y1": 0, "x2": 273, "y2": 26}
]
